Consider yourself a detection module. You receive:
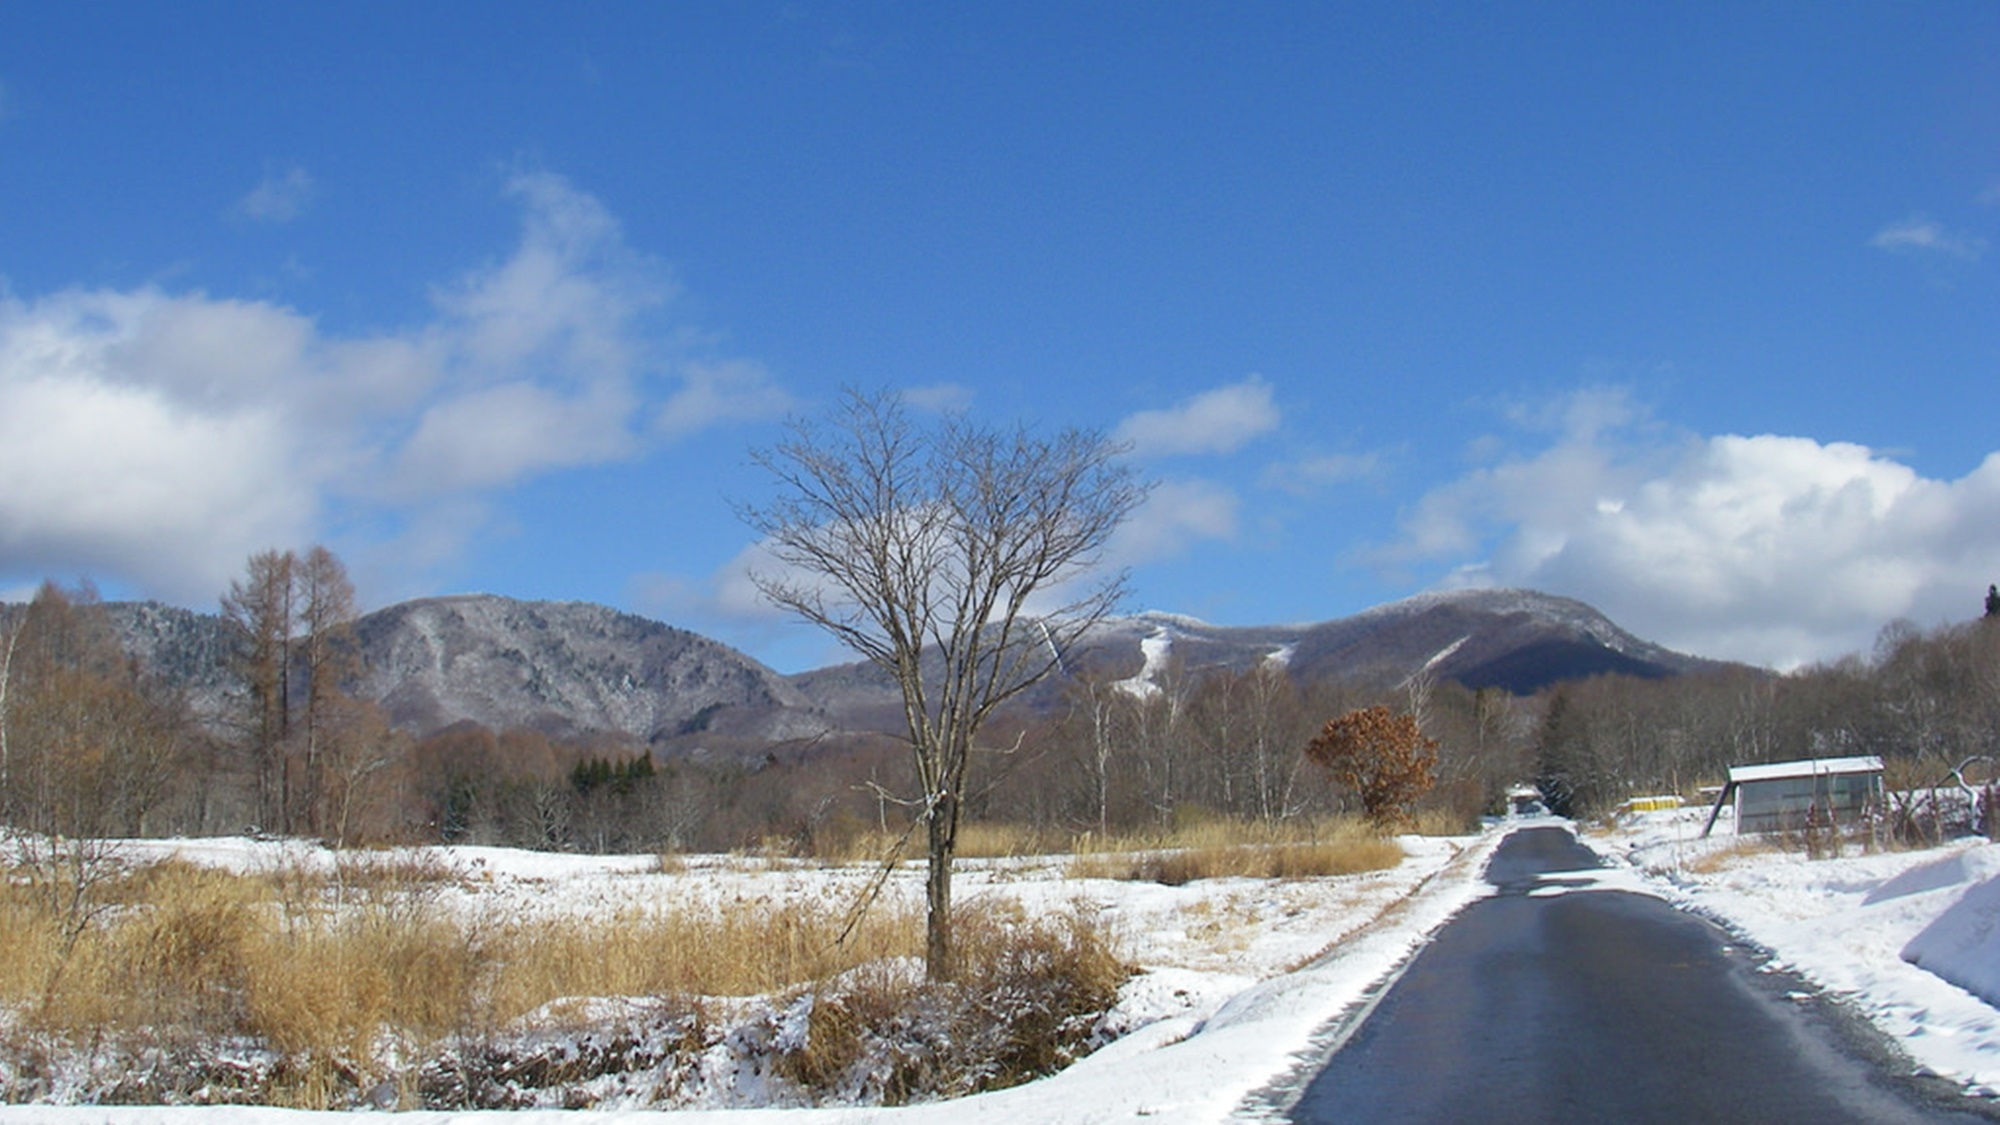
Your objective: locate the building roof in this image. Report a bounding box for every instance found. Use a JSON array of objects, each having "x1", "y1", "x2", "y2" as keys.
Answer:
[{"x1": 1727, "y1": 756, "x2": 1884, "y2": 784}]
